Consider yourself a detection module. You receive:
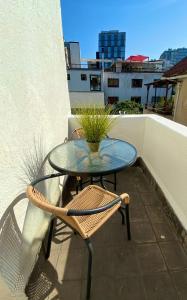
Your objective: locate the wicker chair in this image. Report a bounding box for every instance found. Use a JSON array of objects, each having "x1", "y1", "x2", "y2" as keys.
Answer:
[
  {"x1": 71, "y1": 128, "x2": 117, "y2": 193},
  {"x1": 26, "y1": 173, "x2": 131, "y2": 300}
]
